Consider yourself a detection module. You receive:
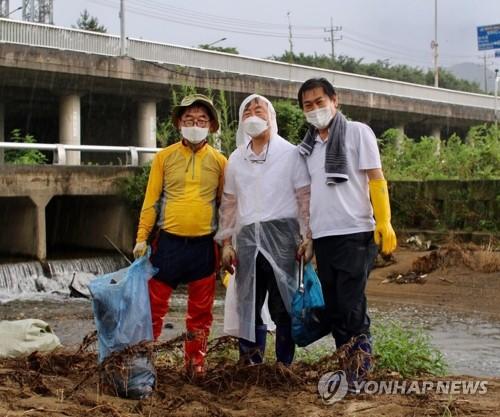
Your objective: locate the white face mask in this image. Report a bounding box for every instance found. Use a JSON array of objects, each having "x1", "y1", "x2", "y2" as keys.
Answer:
[
  {"x1": 181, "y1": 126, "x2": 209, "y2": 144},
  {"x1": 242, "y1": 116, "x2": 269, "y2": 138},
  {"x1": 305, "y1": 107, "x2": 334, "y2": 129}
]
